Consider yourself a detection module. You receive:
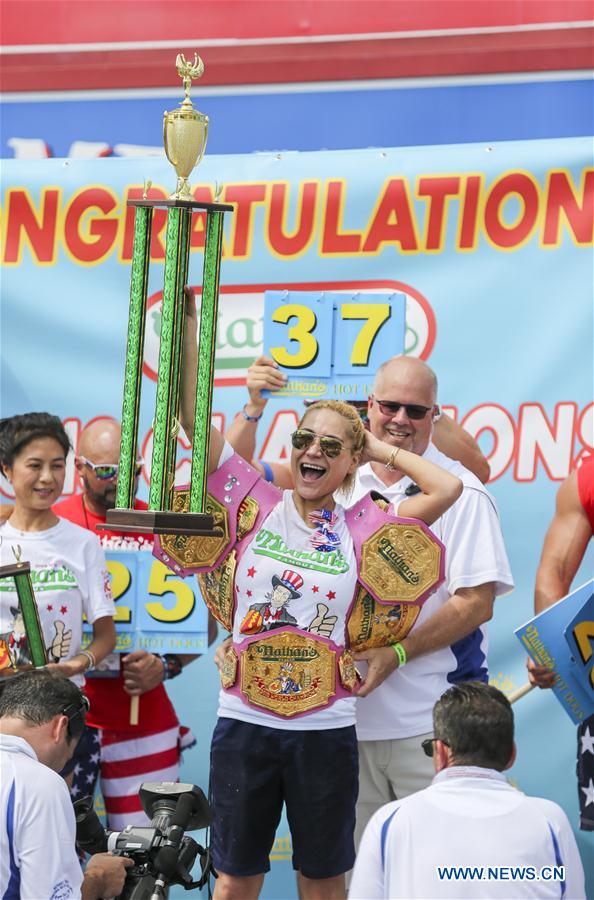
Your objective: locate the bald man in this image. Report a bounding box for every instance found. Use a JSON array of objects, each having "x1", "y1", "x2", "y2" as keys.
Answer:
[
  {"x1": 225, "y1": 354, "x2": 513, "y2": 846},
  {"x1": 54, "y1": 418, "x2": 217, "y2": 829}
]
